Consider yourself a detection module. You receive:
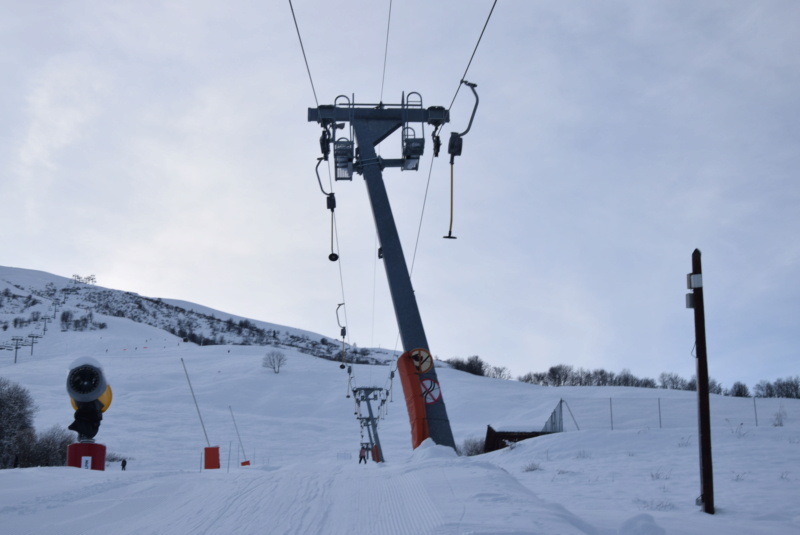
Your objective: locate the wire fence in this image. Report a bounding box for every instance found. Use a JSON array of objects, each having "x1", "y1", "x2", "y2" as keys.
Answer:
[{"x1": 543, "y1": 396, "x2": 800, "y2": 433}]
